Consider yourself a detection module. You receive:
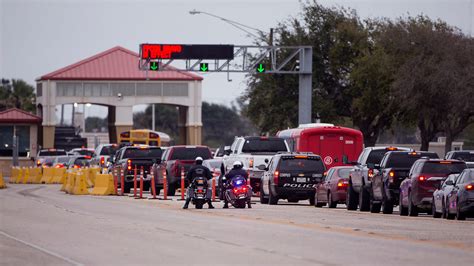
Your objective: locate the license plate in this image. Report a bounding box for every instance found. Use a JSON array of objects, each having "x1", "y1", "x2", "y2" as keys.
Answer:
[
  {"x1": 297, "y1": 177, "x2": 306, "y2": 183},
  {"x1": 238, "y1": 194, "x2": 246, "y2": 198}
]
